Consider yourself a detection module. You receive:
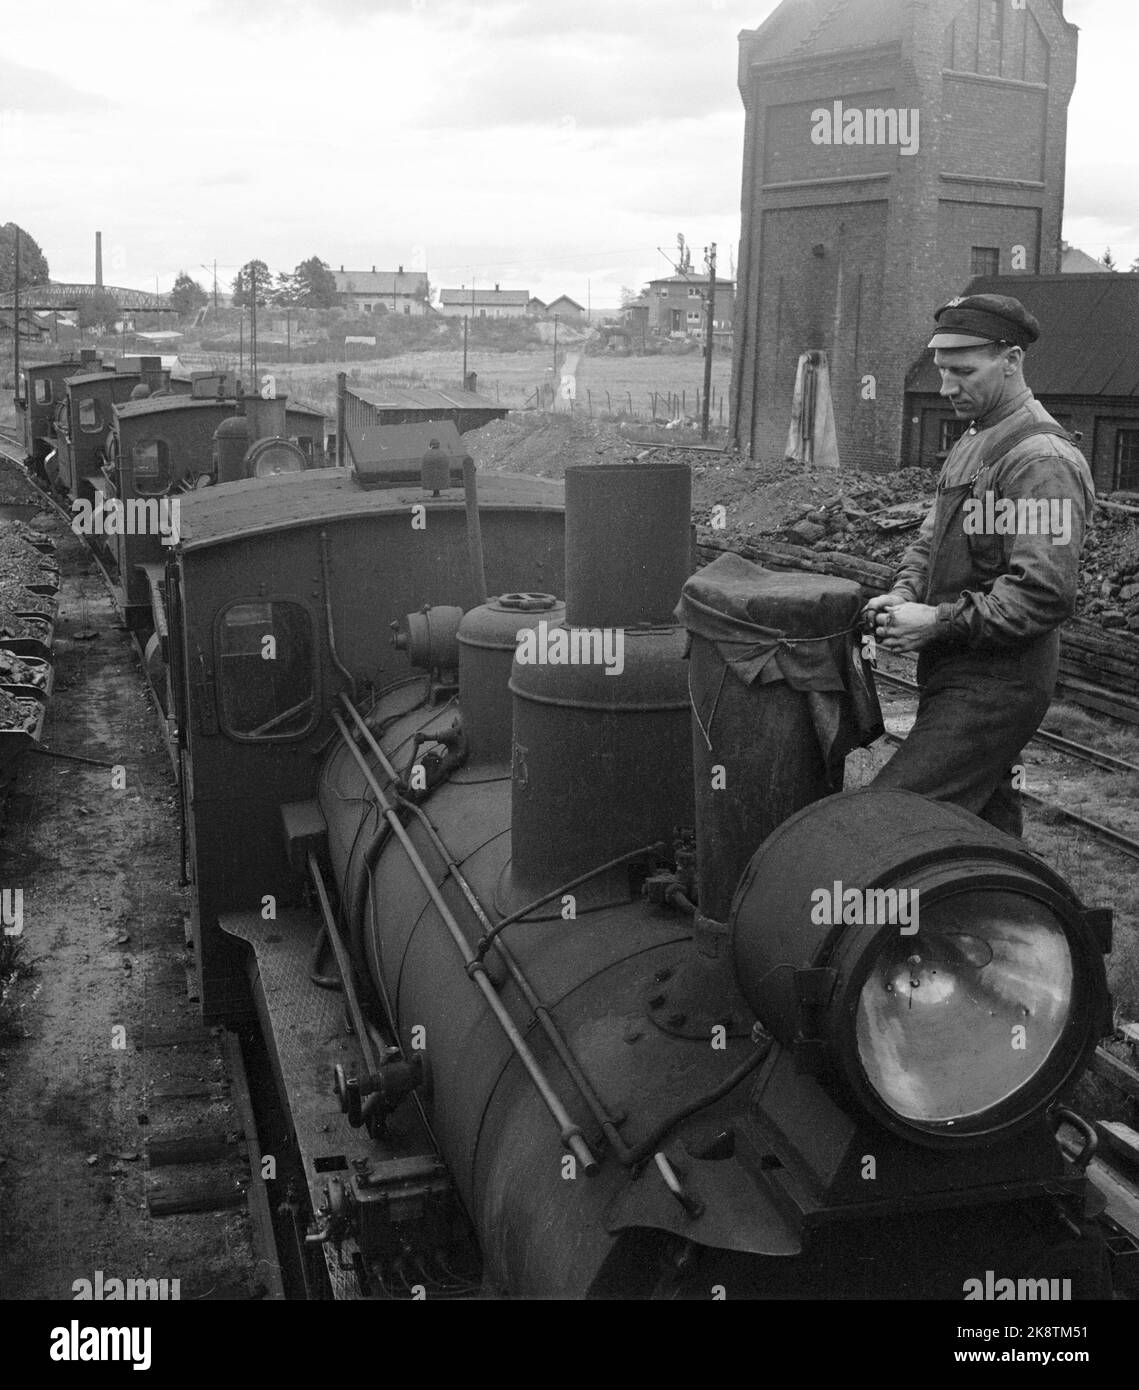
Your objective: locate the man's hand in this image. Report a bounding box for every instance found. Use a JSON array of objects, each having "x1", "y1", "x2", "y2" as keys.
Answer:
[{"x1": 871, "y1": 601, "x2": 940, "y2": 652}]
